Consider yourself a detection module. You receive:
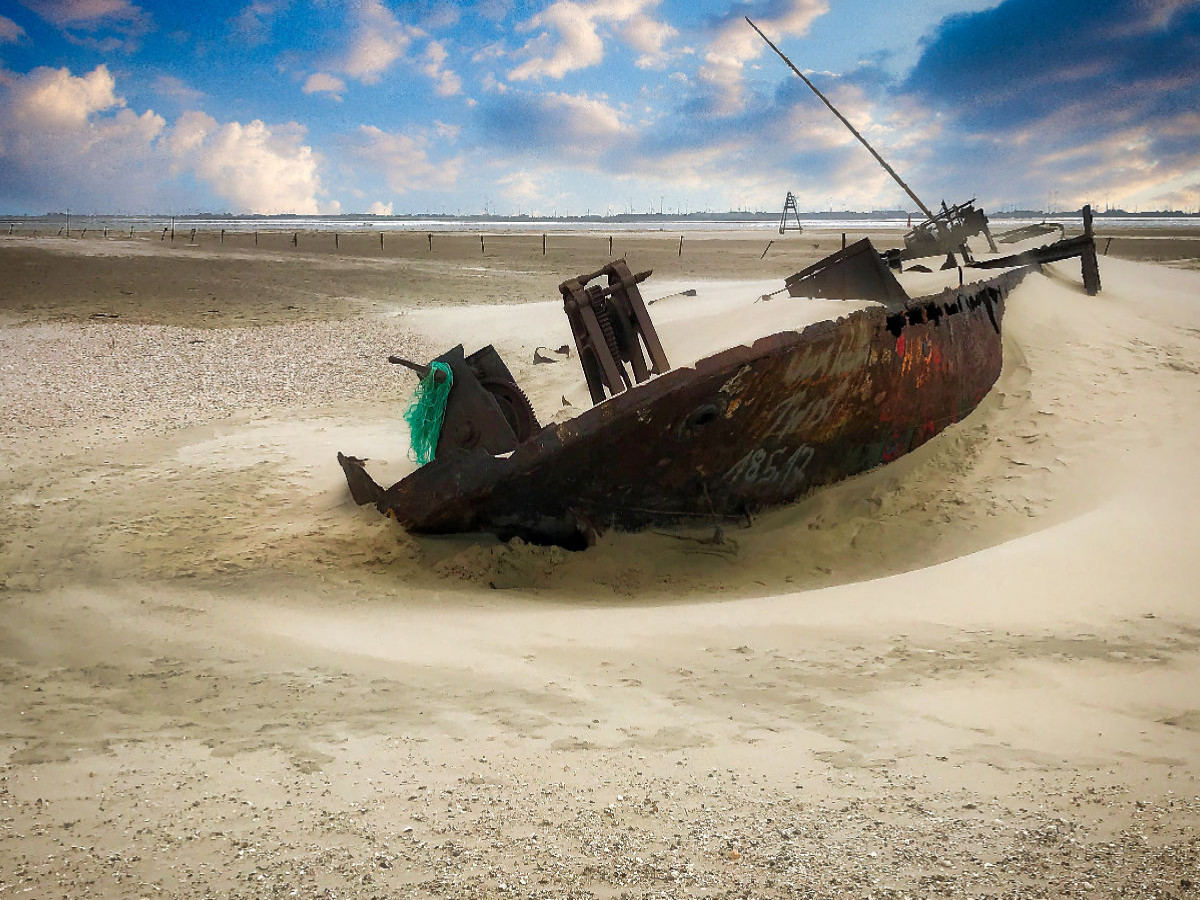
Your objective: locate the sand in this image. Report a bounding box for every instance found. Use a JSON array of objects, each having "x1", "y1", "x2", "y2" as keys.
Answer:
[{"x1": 1, "y1": 228, "x2": 1199, "y2": 897}]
